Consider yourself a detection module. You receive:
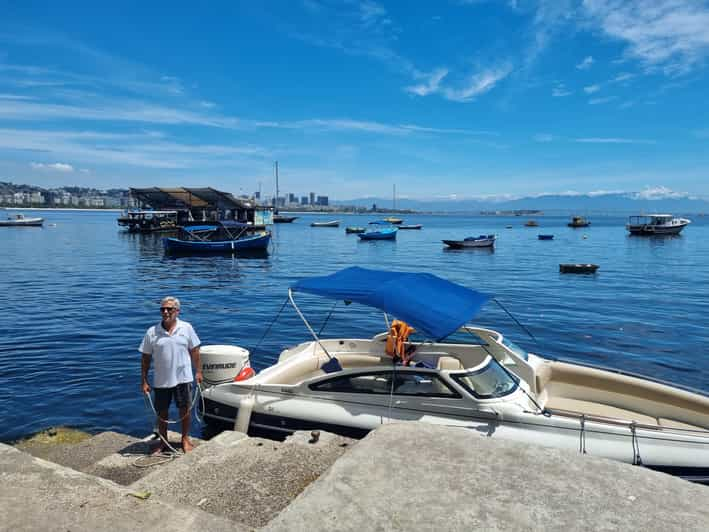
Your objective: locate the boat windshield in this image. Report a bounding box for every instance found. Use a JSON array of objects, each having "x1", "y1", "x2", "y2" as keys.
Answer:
[
  {"x1": 452, "y1": 359, "x2": 519, "y2": 399},
  {"x1": 501, "y1": 337, "x2": 528, "y2": 361}
]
